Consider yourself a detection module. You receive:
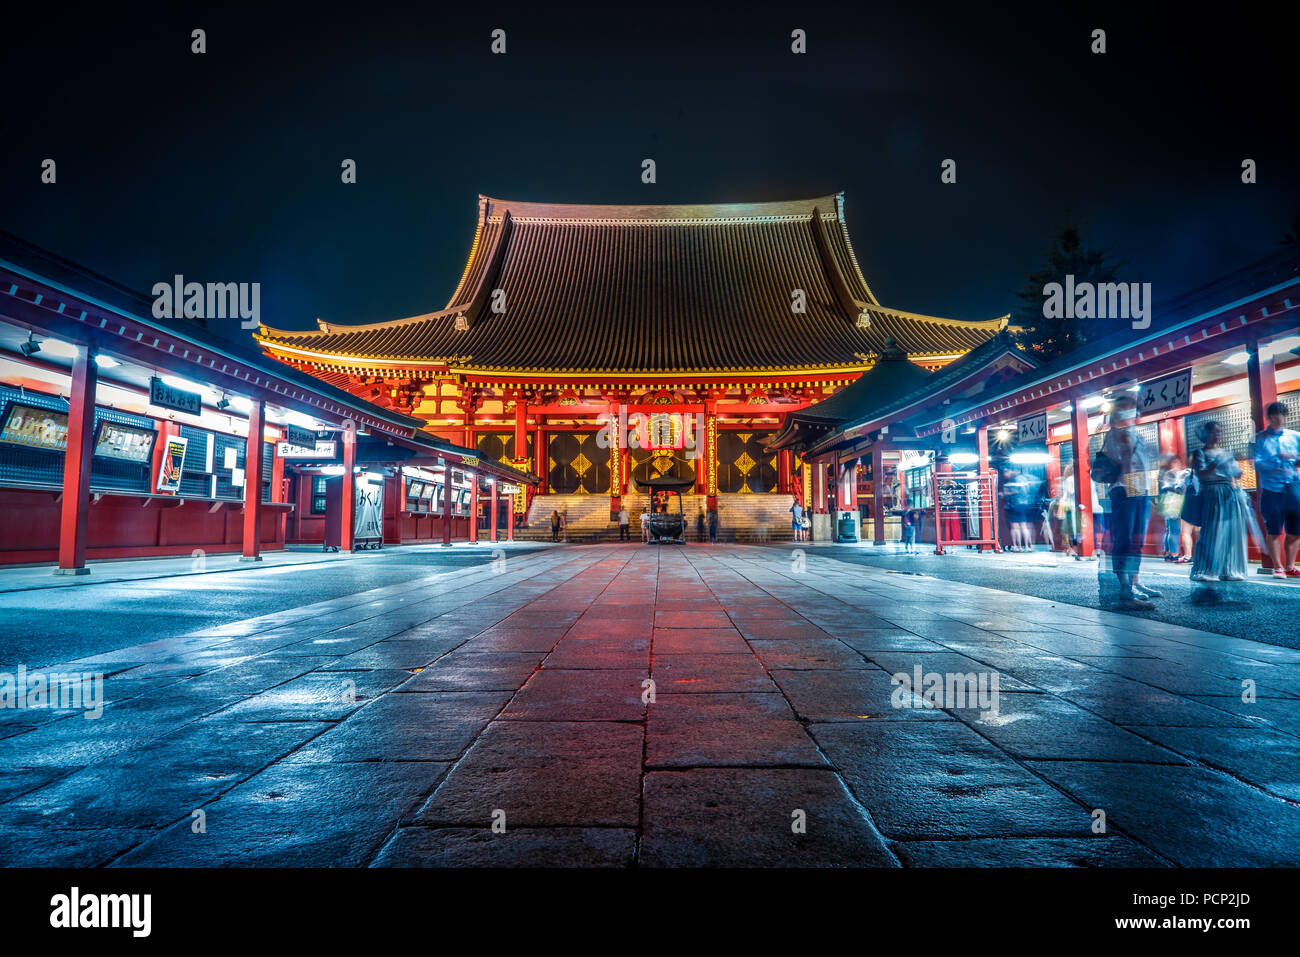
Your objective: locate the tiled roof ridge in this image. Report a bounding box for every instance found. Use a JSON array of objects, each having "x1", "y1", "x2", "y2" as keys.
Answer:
[
  {"x1": 478, "y1": 193, "x2": 847, "y2": 224},
  {"x1": 869, "y1": 304, "x2": 1010, "y2": 330},
  {"x1": 259, "y1": 307, "x2": 459, "y2": 340}
]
